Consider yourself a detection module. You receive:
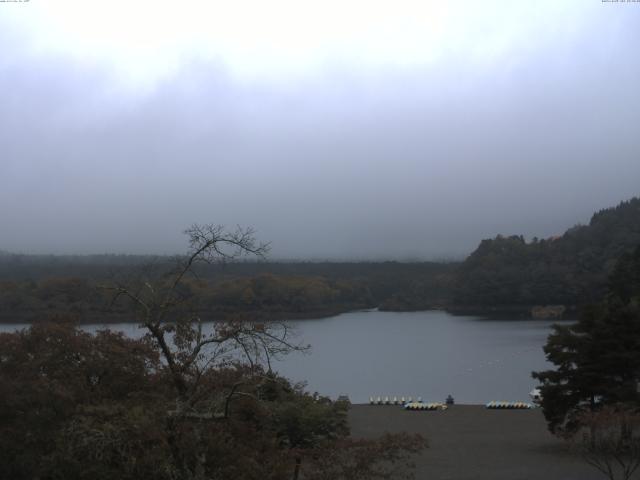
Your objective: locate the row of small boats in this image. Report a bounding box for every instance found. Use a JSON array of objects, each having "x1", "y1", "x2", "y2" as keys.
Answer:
[
  {"x1": 369, "y1": 396, "x2": 421, "y2": 405},
  {"x1": 368, "y1": 397, "x2": 534, "y2": 410},
  {"x1": 404, "y1": 402, "x2": 448, "y2": 411},
  {"x1": 485, "y1": 401, "x2": 533, "y2": 409},
  {"x1": 367, "y1": 389, "x2": 542, "y2": 409}
]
